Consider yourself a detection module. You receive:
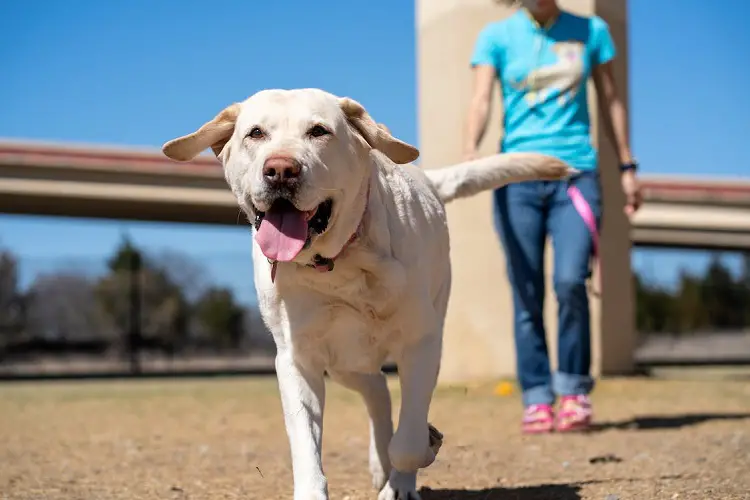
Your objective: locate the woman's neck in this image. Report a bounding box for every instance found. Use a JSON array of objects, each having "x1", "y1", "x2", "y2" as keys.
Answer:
[{"x1": 528, "y1": 6, "x2": 560, "y2": 27}]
